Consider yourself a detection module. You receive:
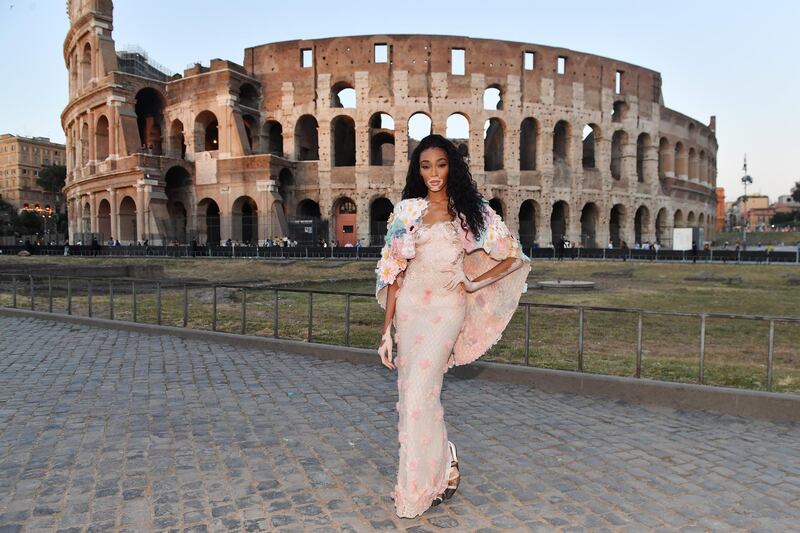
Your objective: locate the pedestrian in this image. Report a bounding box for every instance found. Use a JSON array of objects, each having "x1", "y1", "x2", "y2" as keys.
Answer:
[
  {"x1": 691, "y1": 241, "x2": 698, "y2": 264},
  {"x1": 621, "y1": 240, "x2": 629, "y2": 261},
  {"x1": 375, "y1": 134, "x2": 531, "y2": 518}
]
